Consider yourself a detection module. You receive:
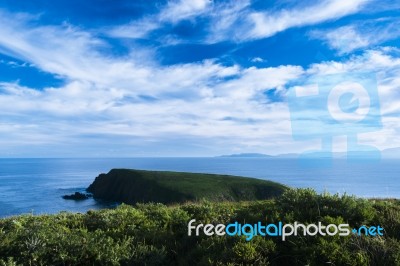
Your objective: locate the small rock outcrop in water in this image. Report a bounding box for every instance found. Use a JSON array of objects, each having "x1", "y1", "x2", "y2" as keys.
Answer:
[
  {"x1": 87, "y1": 169, "x2": 288, "y2": 205},
  {"x1": 62, "y1": 192, "x2": 92, "y2": 200}
]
